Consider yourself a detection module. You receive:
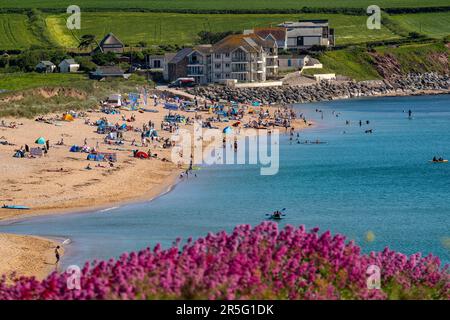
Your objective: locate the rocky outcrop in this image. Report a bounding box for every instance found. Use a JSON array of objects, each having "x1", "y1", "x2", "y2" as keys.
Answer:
[{"x1": 188, "y1": 73, "x2": 449, "y2": 105}]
